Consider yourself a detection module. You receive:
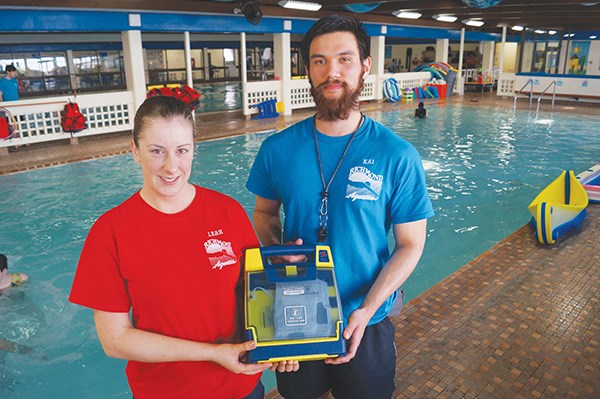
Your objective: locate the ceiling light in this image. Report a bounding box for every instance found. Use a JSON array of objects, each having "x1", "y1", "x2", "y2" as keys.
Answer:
[
  {"x1": 462, "y1": 19, "x2": 484, "y2": 27},
  {"x1": 433, "y1": 14, "x2": 458, "y2": 23},
  {"x1": 277, "y1": 0, "x2": 322, "y2": 11},
  {"x1": 548, "y1": 30, "x2": 557, "y2": 35},
  {"x1": 563, "y1": 33, "x2": 575, "y2": 38},
  {"x1": 590, "y1": 35, "x2": 598, "y2": 39},
  {"x1": 393, "y1": 10, "x2": 422, "y2": 19},
  {"x1": 534, "y1": 29, "x2": 546, "y2": 34},
  {"x1": 511, "y1": 25, "x2": 524, "y2": 31}
]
